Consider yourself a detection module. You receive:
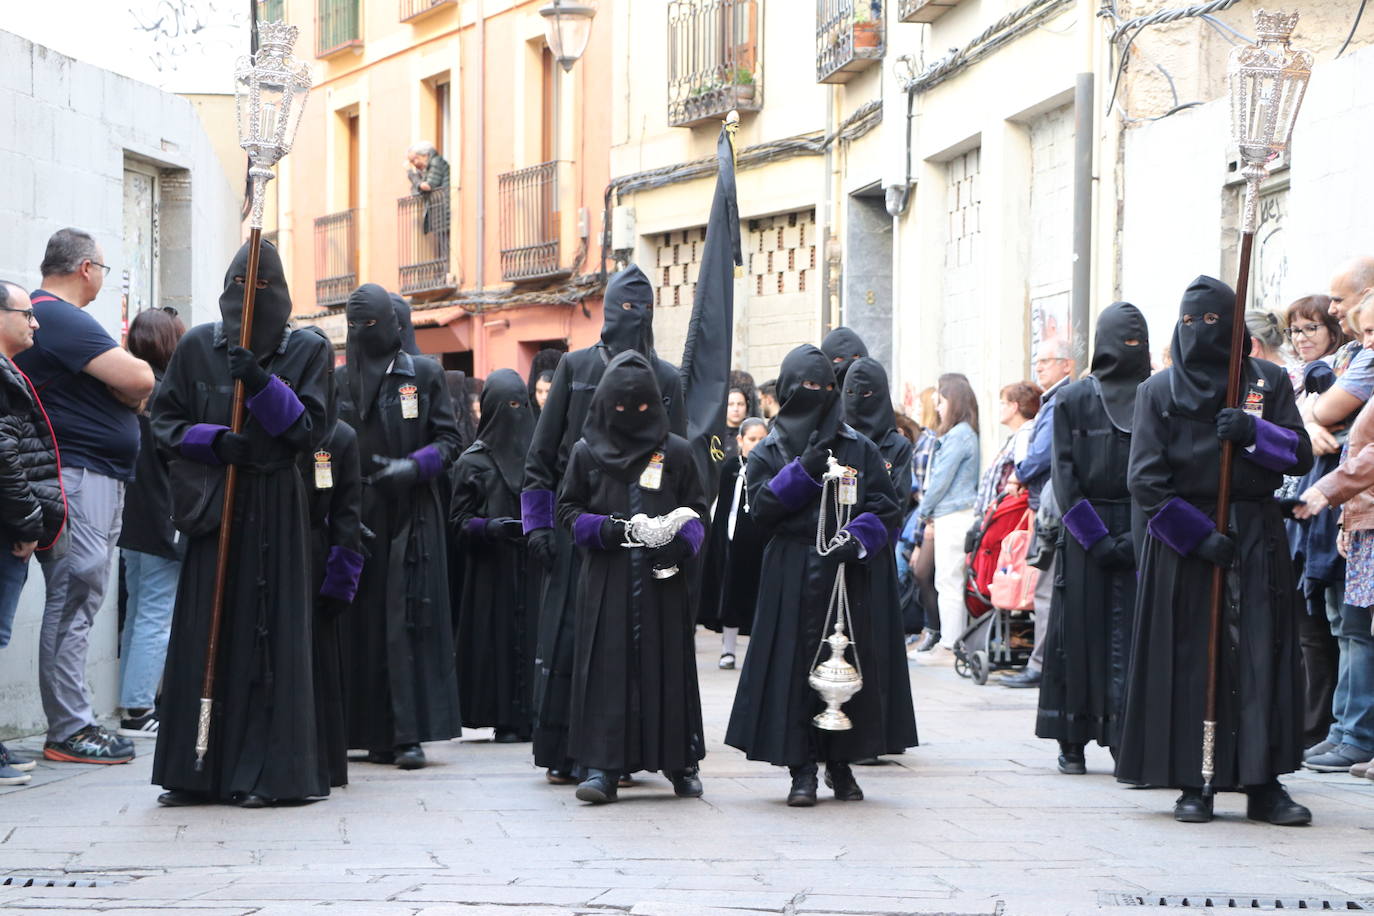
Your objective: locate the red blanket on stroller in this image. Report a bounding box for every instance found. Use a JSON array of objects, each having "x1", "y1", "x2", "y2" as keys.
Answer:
[{"x1": 964, "y1": 491, "x2": 1030, "y2": 619}]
